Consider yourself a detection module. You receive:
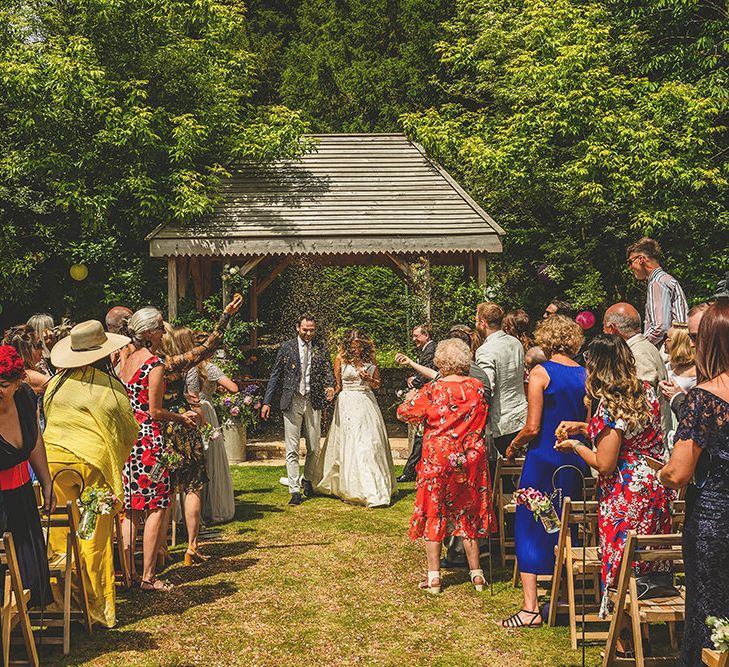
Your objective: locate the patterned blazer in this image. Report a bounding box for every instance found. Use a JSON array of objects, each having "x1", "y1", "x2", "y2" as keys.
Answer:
[{"x1": 263, "y1": 337, "x2": 335, "y2": 412}]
